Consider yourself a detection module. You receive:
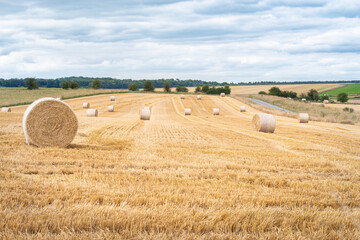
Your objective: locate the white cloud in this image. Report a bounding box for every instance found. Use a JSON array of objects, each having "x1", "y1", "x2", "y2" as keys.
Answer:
[{"x1": 0, "y1": 0, "x2": 359, "y2": 81}]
